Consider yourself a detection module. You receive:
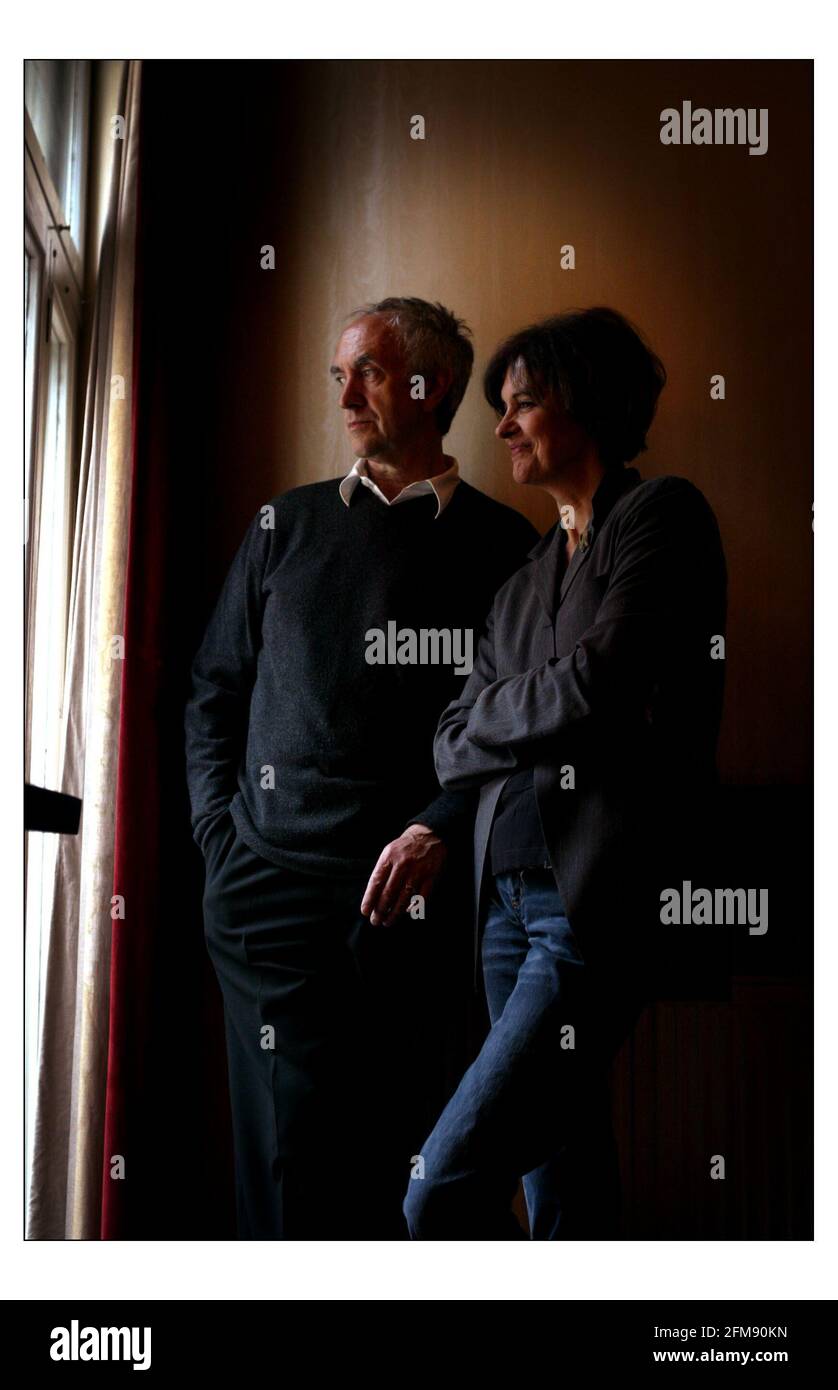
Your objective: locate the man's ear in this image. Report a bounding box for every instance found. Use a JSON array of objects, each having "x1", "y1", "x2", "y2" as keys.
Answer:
[{"x1": 417, "y1": 367, "x2": 453, "y2": 415}]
